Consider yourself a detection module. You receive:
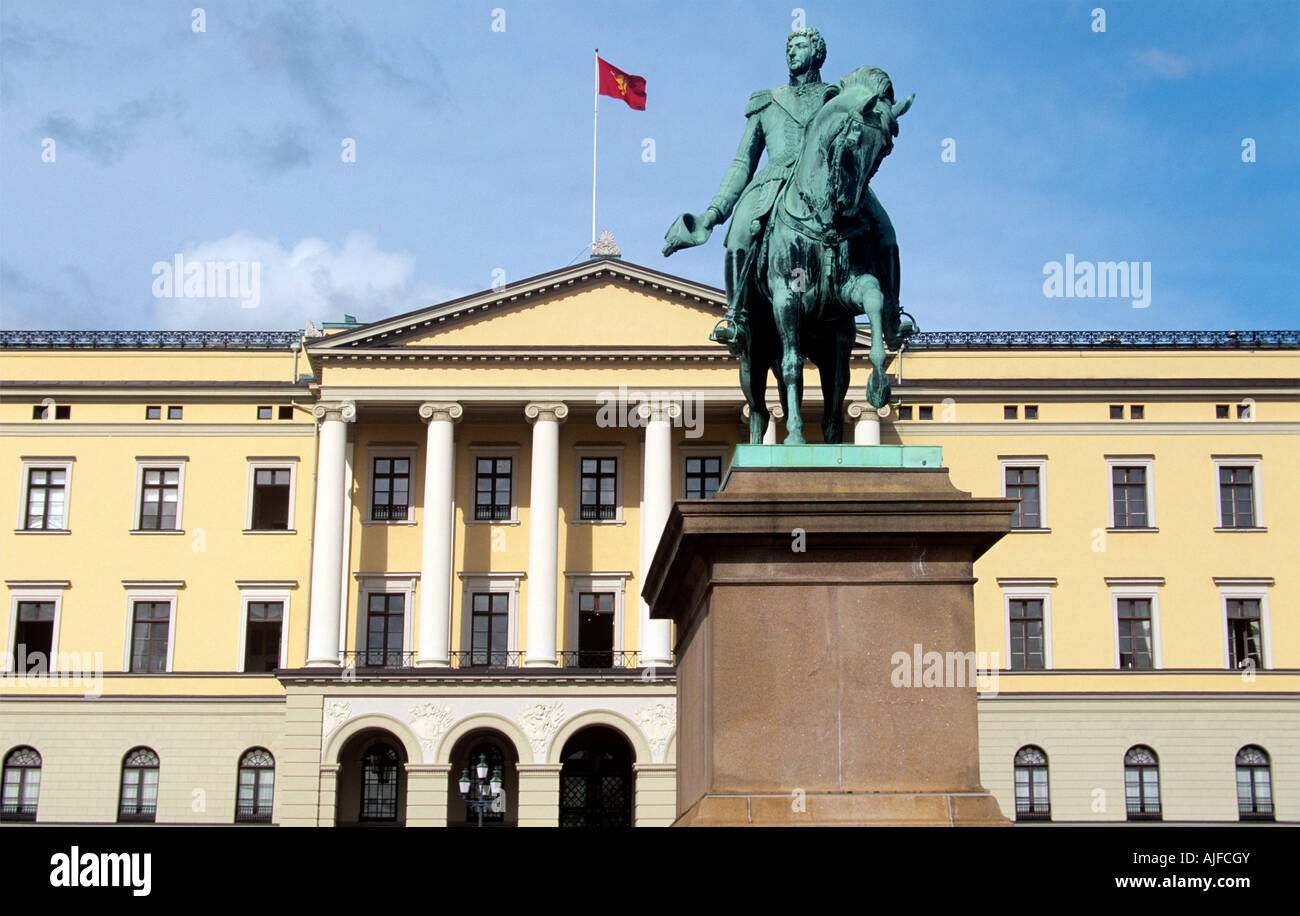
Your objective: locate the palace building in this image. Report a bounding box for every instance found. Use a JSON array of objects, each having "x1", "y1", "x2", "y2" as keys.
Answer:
[{"x1": 1, "y1": 255, "x2": 1296, "y2": 826}]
